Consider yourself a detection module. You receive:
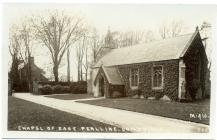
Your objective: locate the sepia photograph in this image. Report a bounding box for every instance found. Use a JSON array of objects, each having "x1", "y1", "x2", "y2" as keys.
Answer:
[{"x1": 1, "y1": 2, "x2": 217, "y2": 139}]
